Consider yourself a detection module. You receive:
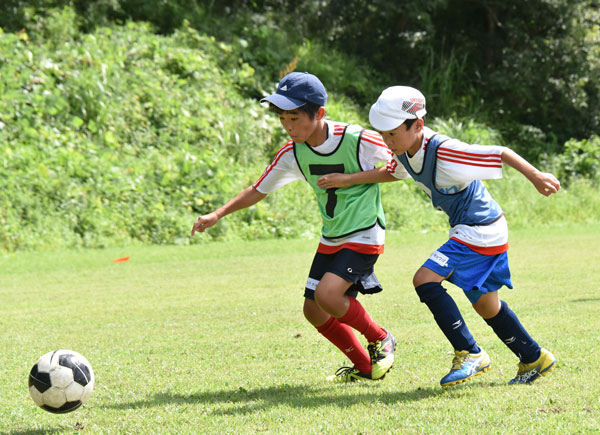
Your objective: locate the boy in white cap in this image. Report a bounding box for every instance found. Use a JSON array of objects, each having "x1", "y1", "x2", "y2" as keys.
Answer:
[
  {"x1": 192, "y1": 73, "x2": 401, "y2": 382},
  {"x1": 319, "y1": 85, "x2": 559, "y2": 386}
]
